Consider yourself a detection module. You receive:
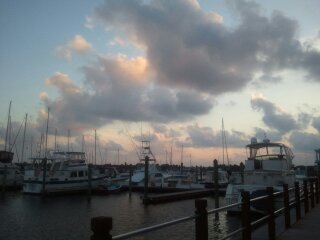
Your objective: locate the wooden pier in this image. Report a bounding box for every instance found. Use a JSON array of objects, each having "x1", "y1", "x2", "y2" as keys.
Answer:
[{"x1": 145, "y1": 188, "x2": 226, "y2": 204}]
